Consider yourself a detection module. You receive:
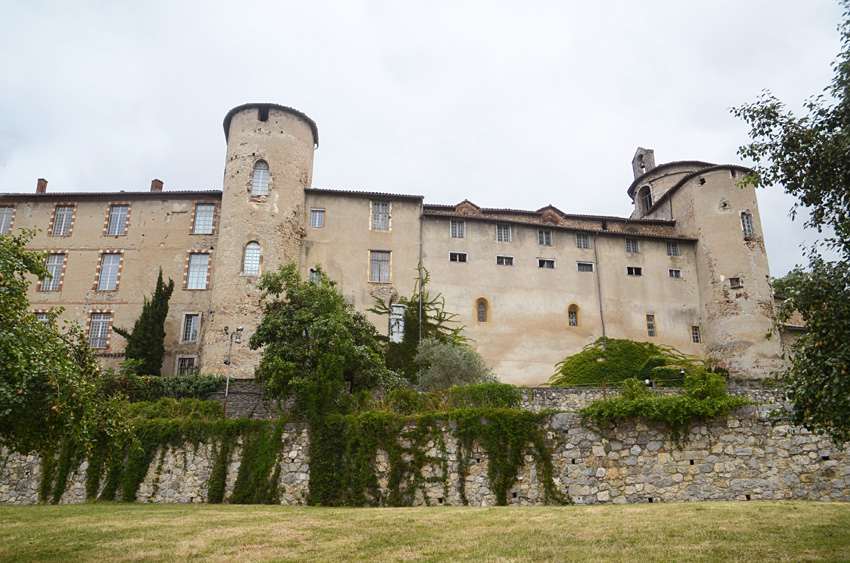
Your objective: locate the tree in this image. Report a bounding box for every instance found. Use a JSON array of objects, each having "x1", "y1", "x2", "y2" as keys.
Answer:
[
  {"x1": 415, "y1": 338, "x2": 496, "y2": 392},
  {"x1": 249, "y1": 264, "x2": 402, "y2": 415},
  {"x1": 0, "y1": 230, "x2": 127, "y2": 455},
  {"x1": 732, "y1": 1, "x2": 850, "y2": 446},
  {"x1": 113, "y1": 269, "x2": 174, "y2": 376},
  {"x1": 370, "y1": 268, "x2": 466, "y2": 382}
]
